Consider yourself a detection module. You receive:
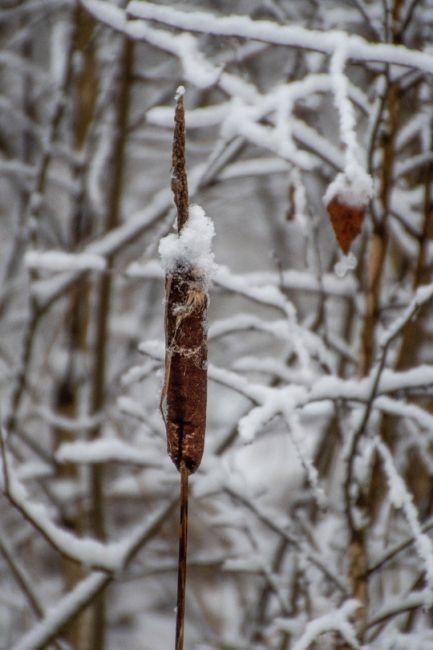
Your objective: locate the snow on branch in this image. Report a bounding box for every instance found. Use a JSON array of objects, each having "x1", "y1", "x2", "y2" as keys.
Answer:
[
  {"x1": 325, "y1": 43, "x2": 373, "y2": 208},
  {"x1": 375, "y1": 439, "x2": 433, "y2": 605},
  {"x1": 36, "y1": 408, "x2": 103, "y2": 433},
  {"x1": 25, "y1": 250, "x2": 107, "y2": 273},
  {"x1": 209, "y1": 314, "x2": 294, "y2": 343},
  {"x1": 275, "y1": 599, "x2": 361, "y2": 649},
  {"x1": 32, "y1": 184, "x2": 173, "y2": 309},
  {"x1": 82, "y1": 0, "x2": 234, "y2": 92},
  {"x1": 368, "y1": 589, "x2": 431, "y2": 629},
  {"x1": 0, "y1": 440, "x2": 173, "y2": 572},
  {"x1": 225, "y1": 484, "x2": 347, "y2": 594},
  {"x1": 140, "y1": 338, "x2": 433, "y2": 416},
  {"x1": 56, "y1": 439, "x2": 159, "y2": 467},
  {"x1": 2, "y1": 448, "x2": 128, "y2": 571},
  {"x1": 125, "y1": 2, "x2": 433, "y2": 75},
  {"x1": 128, "y1": 259, "x2": 357, "y2": 298},
  {"x1": 375, "y1": 396, "x2": 433, "y2": 435},
  {"x1": 146, "y1": 72, "x2": 363, "y2": 172},
  {"x1": 330, "y1": 43, "x2": 359, "y2": 165},
  {"x1": 11, "y1": 572, "x2": 109, "y2": 650},
  {"x1": 9, "y1": 497, "x2": 176, "y2": 650},
  {"x1": 378, "y1": 281, "x2": 433, "y2": 349}
]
